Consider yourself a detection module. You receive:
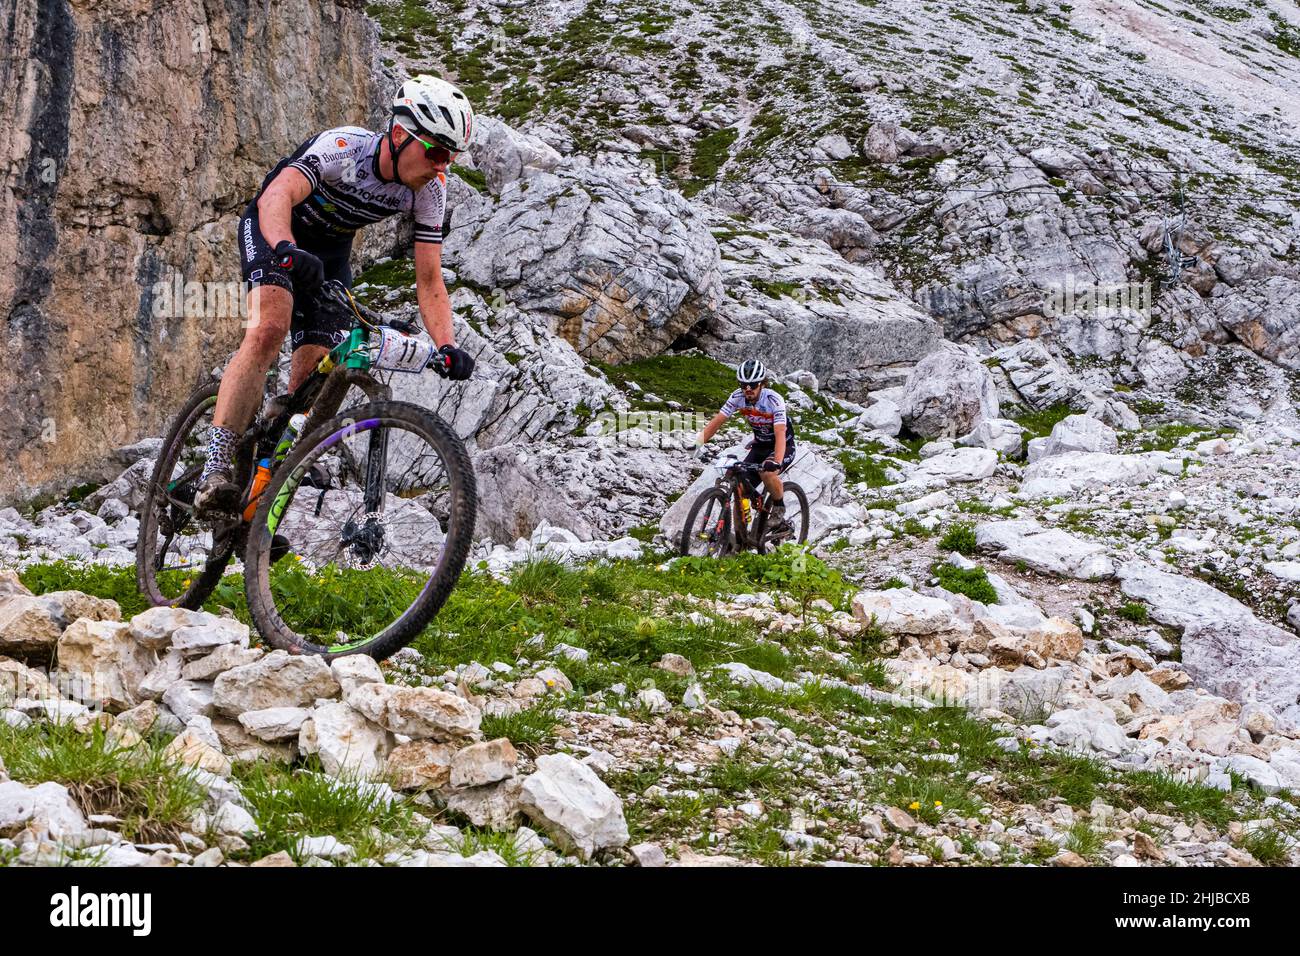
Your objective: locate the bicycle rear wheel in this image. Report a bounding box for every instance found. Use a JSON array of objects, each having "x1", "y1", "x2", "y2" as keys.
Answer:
[
  {"x1": 678, "y1": 487, "x2": 734, "y2": 557},
  {"x1": 243, "y1": 400, "x2": 476, "y2": 660},
  {"x1": 136, "y1": 382, "x2": 240, "y2": 608},
  {"x1": 754, "y1": 481, "x2": 809, "y2": 554}
]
